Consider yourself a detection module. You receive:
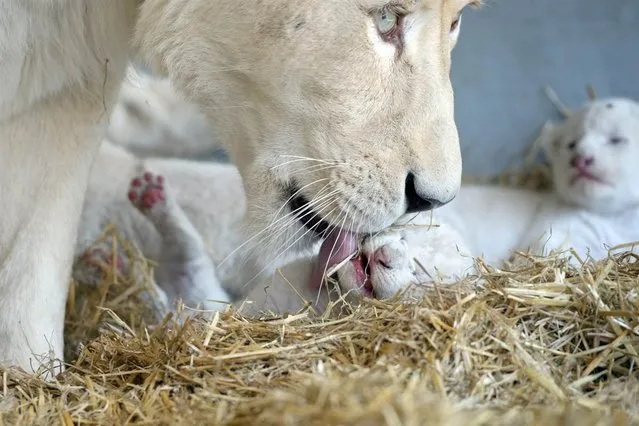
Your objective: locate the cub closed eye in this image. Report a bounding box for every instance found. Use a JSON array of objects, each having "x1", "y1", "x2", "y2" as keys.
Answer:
[{"x1": 610, "y1": 136, "x2": 627, "y2": 145}]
